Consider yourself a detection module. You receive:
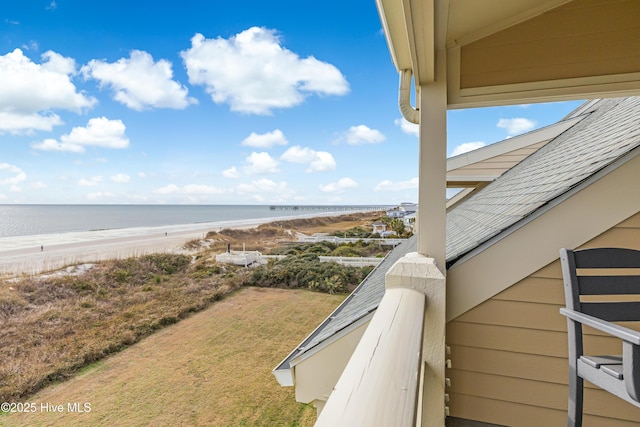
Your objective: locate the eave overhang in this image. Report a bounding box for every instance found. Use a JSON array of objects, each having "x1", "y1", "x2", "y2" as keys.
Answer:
[{"x1": 377, "y1": 0, "x2": 640, "y2": 107}]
